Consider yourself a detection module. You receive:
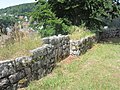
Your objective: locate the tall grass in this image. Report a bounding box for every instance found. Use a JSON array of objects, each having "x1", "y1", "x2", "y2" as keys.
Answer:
[
  {"x1": 0, "y1": 33, "x2": 42, "y2": 60},
  {"x1": 69, "y1": 25, "x2": 95, "y2": 40}
]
